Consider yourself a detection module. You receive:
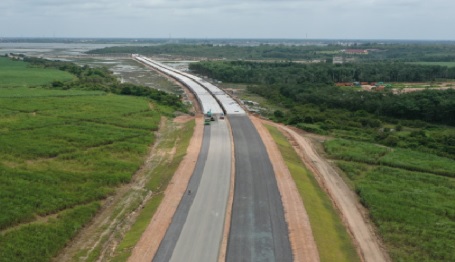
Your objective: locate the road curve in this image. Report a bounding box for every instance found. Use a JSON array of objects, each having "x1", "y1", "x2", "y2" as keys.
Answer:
[{"x1": 227, "y1": 115, "x2": 292, "y2": 262}]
